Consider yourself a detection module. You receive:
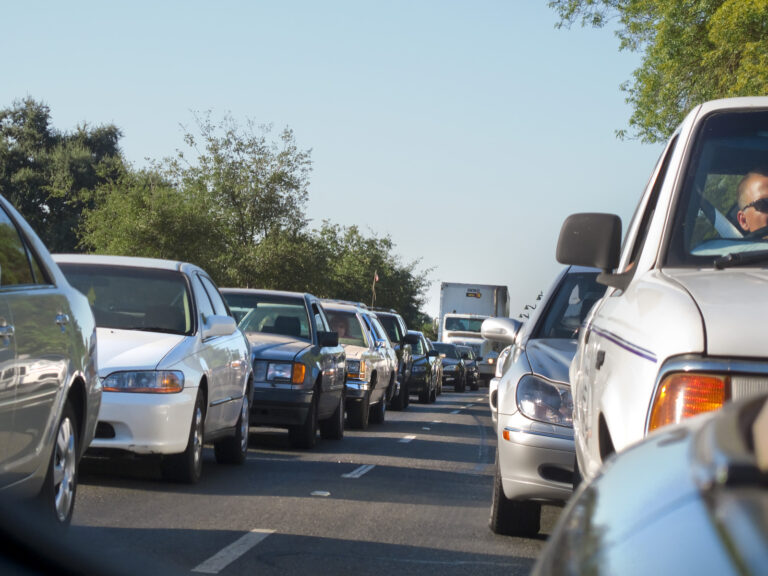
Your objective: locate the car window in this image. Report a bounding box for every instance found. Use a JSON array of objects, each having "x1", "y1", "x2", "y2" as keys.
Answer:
[
  {"x1": 198, "y1": 275, "x2": 229, "y2": 316},
  {"x1": 312, "y1": 303, "x2": 330, "y2": 332},
  {"x1": 533, "y1": 272, "x2": 603, "y2": 340},
  {"x1": 367, "y1": 315, "x2": 391, "y2": 345},
  {"x1": 376, "y1": 314, "x2": 402, "y2": 343},
  {"x1": 433, "y1": 343, "x2": 459, "y2": 359},
  {"x1": 0, "y1": 206, "x2": 46, "y2": 288},
  {"x1": 325, "y1": 310, "x2": 367, "y2": 347},
  {"x1": 58, "y1": 263, "x2": 193, "y2": 335},
  {"x1": 231, "y1": 295, "x2": 311, "y2": 340},
  {"x1": 410, "y1": 336, "x2": 425, "y2": 355},
  {"x1": 668, "y1": 109, "x2": 768, "y2": 265}
]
